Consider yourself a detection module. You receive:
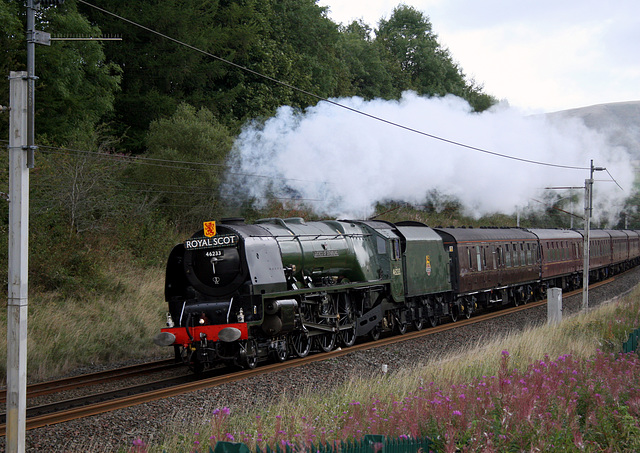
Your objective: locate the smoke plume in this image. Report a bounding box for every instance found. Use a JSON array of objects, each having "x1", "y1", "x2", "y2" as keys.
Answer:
[{"x1": 226, "y1": 92, "x2": 633, "y2": 222}]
